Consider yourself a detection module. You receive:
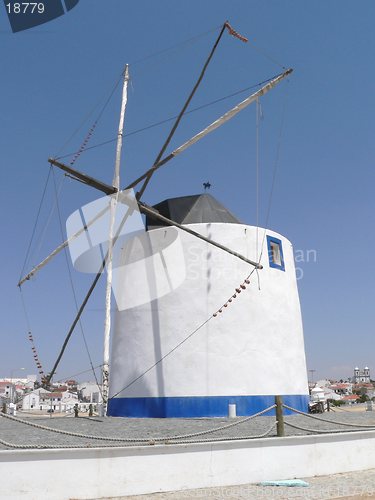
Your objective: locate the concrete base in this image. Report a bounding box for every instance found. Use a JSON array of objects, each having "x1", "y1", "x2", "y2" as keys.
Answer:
[{"x1": 2, "y1": 430, "x2": 375, "y2": 499}]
